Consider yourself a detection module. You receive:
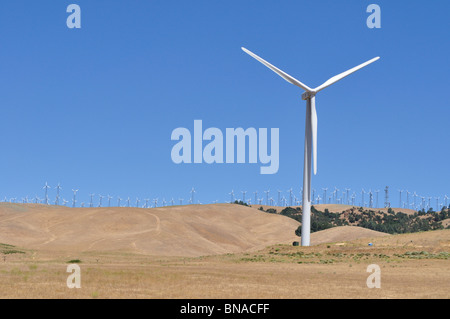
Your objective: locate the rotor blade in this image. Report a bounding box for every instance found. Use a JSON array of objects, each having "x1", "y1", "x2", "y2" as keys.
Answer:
[
  {"x1": 314, "y1": 57, "x2": 380, "y2": 93},
  {"x1": 310, "y1": 96, "x2": 318, "y2": 175},
  {"x1": 241, "y1": 47, "x2": 313, "y2": 92}
]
